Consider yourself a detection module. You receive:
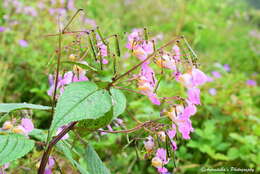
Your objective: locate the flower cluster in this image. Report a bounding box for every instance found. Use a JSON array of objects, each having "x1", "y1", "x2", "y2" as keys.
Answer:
[
  {"x1": 124, "y1": 29, "x2": 208, "y2": 173},
  {"x1": 1, "y1": 118, "x2": 34, "y2": 136},
  {"x1": 47, "y1": 65, "x2": 88, "y2": 98}
]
